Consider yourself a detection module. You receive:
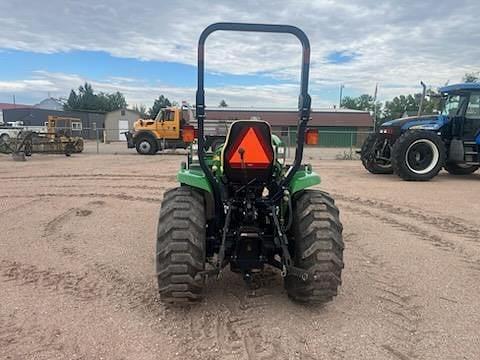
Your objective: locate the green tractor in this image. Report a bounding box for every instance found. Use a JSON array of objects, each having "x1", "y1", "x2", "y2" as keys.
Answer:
[{"x1": 156, "y1": 23, "x2": 344, "y2": 304}]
